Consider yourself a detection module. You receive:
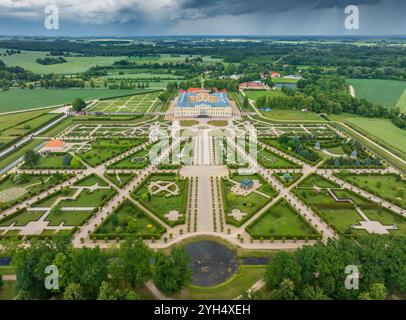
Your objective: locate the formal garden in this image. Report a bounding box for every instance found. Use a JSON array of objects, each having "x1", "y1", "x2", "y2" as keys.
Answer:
[
  {"x1": 78, "y1": 138, "x2": 146, "y2": 167},
  {"x1": 222, "y1": 173, "x2": 277, "y2": 227},
  {"x1": 132, "y1": 173, "x2": 188, "y2": 227},
  {"x1": 294, "y1": 174, "x2": 406, "y2": 238},
  {"x1": 334, "y1": 173, "x2": 406, "y2": 208},
  {"x1": 92, "y1": 199, "x2": 166, "y2": 240},
  {"x1": 246, "y1": 199, "x2": 320, "y2": 240},
  {"x1": 0, "y1": 173, "x2": 71, "y2": 210}
]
